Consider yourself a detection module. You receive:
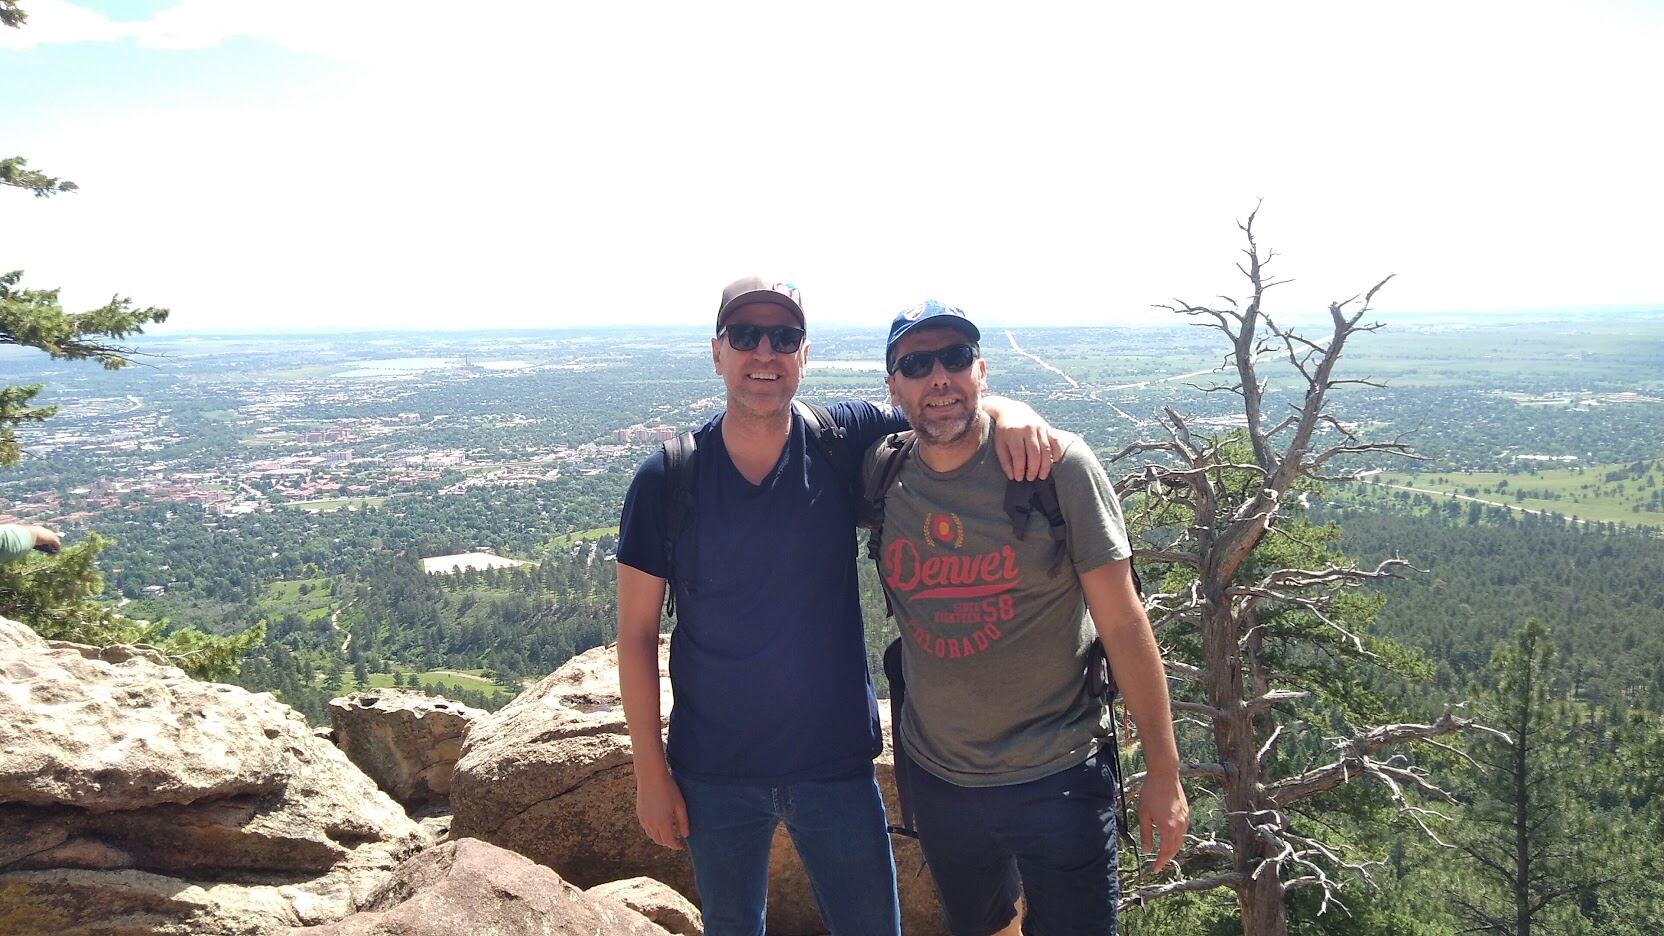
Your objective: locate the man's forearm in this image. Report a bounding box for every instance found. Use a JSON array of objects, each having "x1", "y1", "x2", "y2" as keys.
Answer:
[
  {"x1": 1082, "y1": 561, "x2": 1182, "y2": 777},
  {"x1": 1101, "y1": 615, "x2": 1182, "y2": 777},
  {"x1": 616, "y1": 565, "x2": 672, "y2": 778},
  {"x1": 619, "y1": 629, "x2": 671, "y2": 776}
]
